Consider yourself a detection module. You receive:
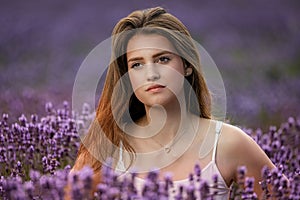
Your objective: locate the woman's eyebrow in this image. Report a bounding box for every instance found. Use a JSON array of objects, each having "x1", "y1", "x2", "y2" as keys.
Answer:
[
  {"x1": 152, "y1": 50, "x2": 174, "y2": 58},
  {"x1": 127, "y1": 51, "x2": 174, "y2": 63},
  {"x1": 127, "y1": 57, "x2": 143, "y2": 63}
]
